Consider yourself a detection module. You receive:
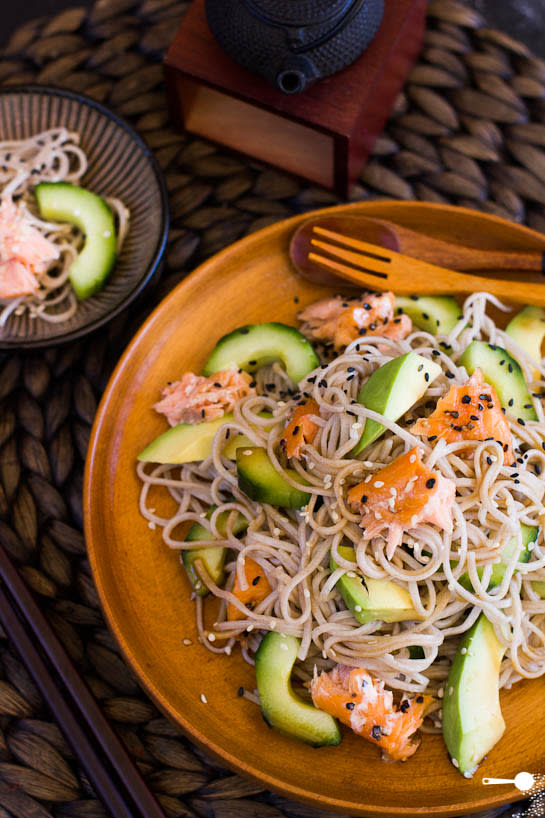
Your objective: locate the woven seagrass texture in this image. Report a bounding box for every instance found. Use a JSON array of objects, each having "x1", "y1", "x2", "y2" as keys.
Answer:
[{"x1": 1, "y1": 0, "x2": 545, "y2": 816}]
